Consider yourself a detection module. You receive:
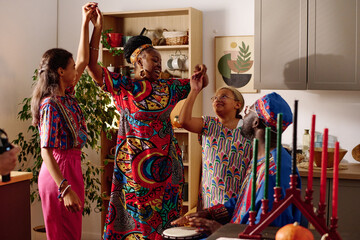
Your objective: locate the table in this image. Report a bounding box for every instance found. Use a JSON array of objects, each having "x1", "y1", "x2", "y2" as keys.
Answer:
[
  {"x1": 207, "y1": 223, "x2": 321, "y2": 240},
  {"x1": 0, "y1": 171, "x2": 33, "y2": 240}
]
